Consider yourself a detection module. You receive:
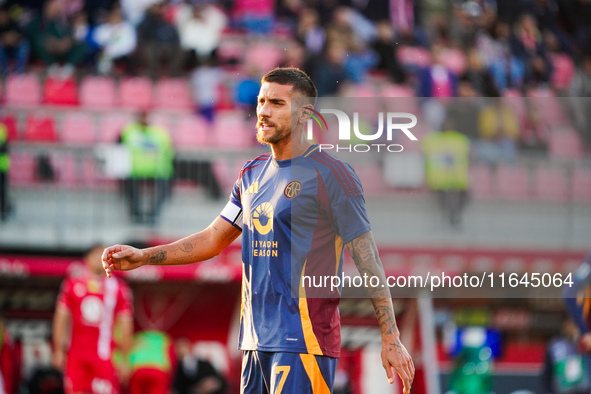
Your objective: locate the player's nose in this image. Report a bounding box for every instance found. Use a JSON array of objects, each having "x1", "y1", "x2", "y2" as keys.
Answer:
[{"x1": 257, "y1": 101, "x2": 271, "y2": 117}]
